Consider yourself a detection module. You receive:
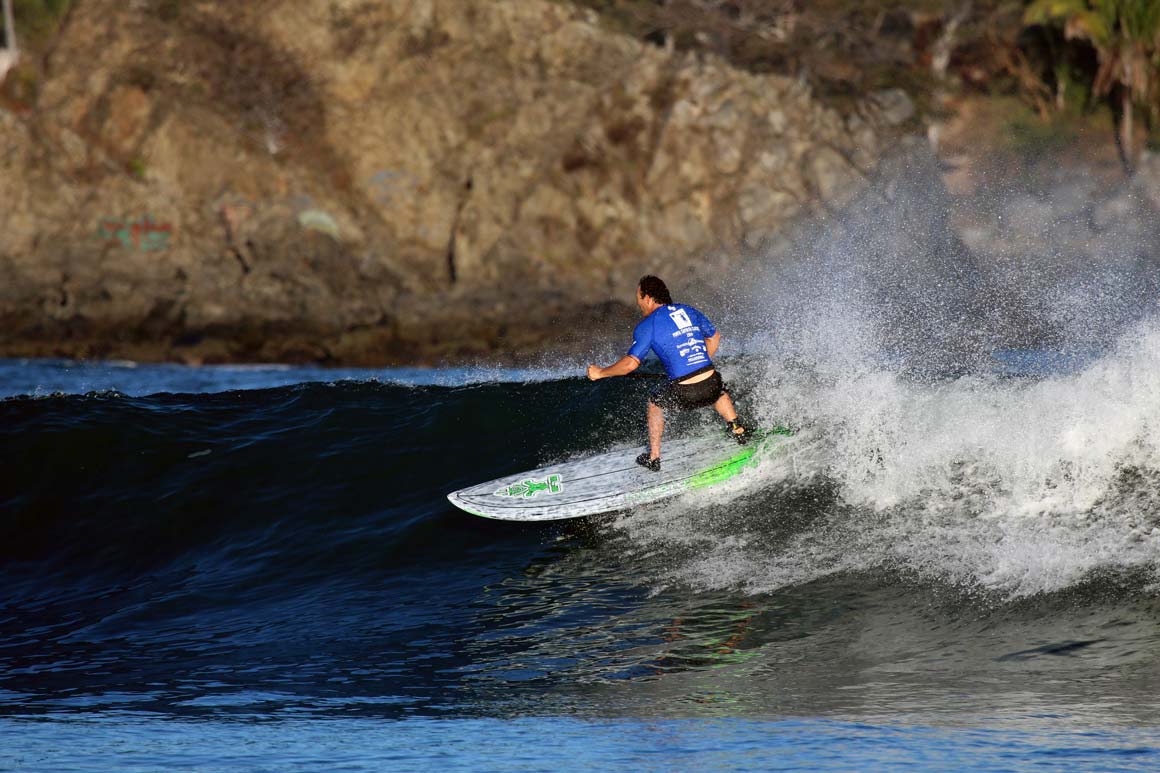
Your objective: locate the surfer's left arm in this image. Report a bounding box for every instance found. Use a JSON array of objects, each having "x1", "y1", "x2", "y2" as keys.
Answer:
[{"x1": 587, "y1": 355, "x2": 640, "y2": 381}]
